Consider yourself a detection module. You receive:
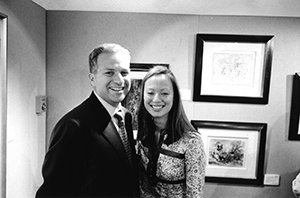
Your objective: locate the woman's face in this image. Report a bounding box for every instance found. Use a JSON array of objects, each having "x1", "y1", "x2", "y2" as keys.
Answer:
[{"x1": 143, "y1": 74, "x2": 174, "y2": 122}]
